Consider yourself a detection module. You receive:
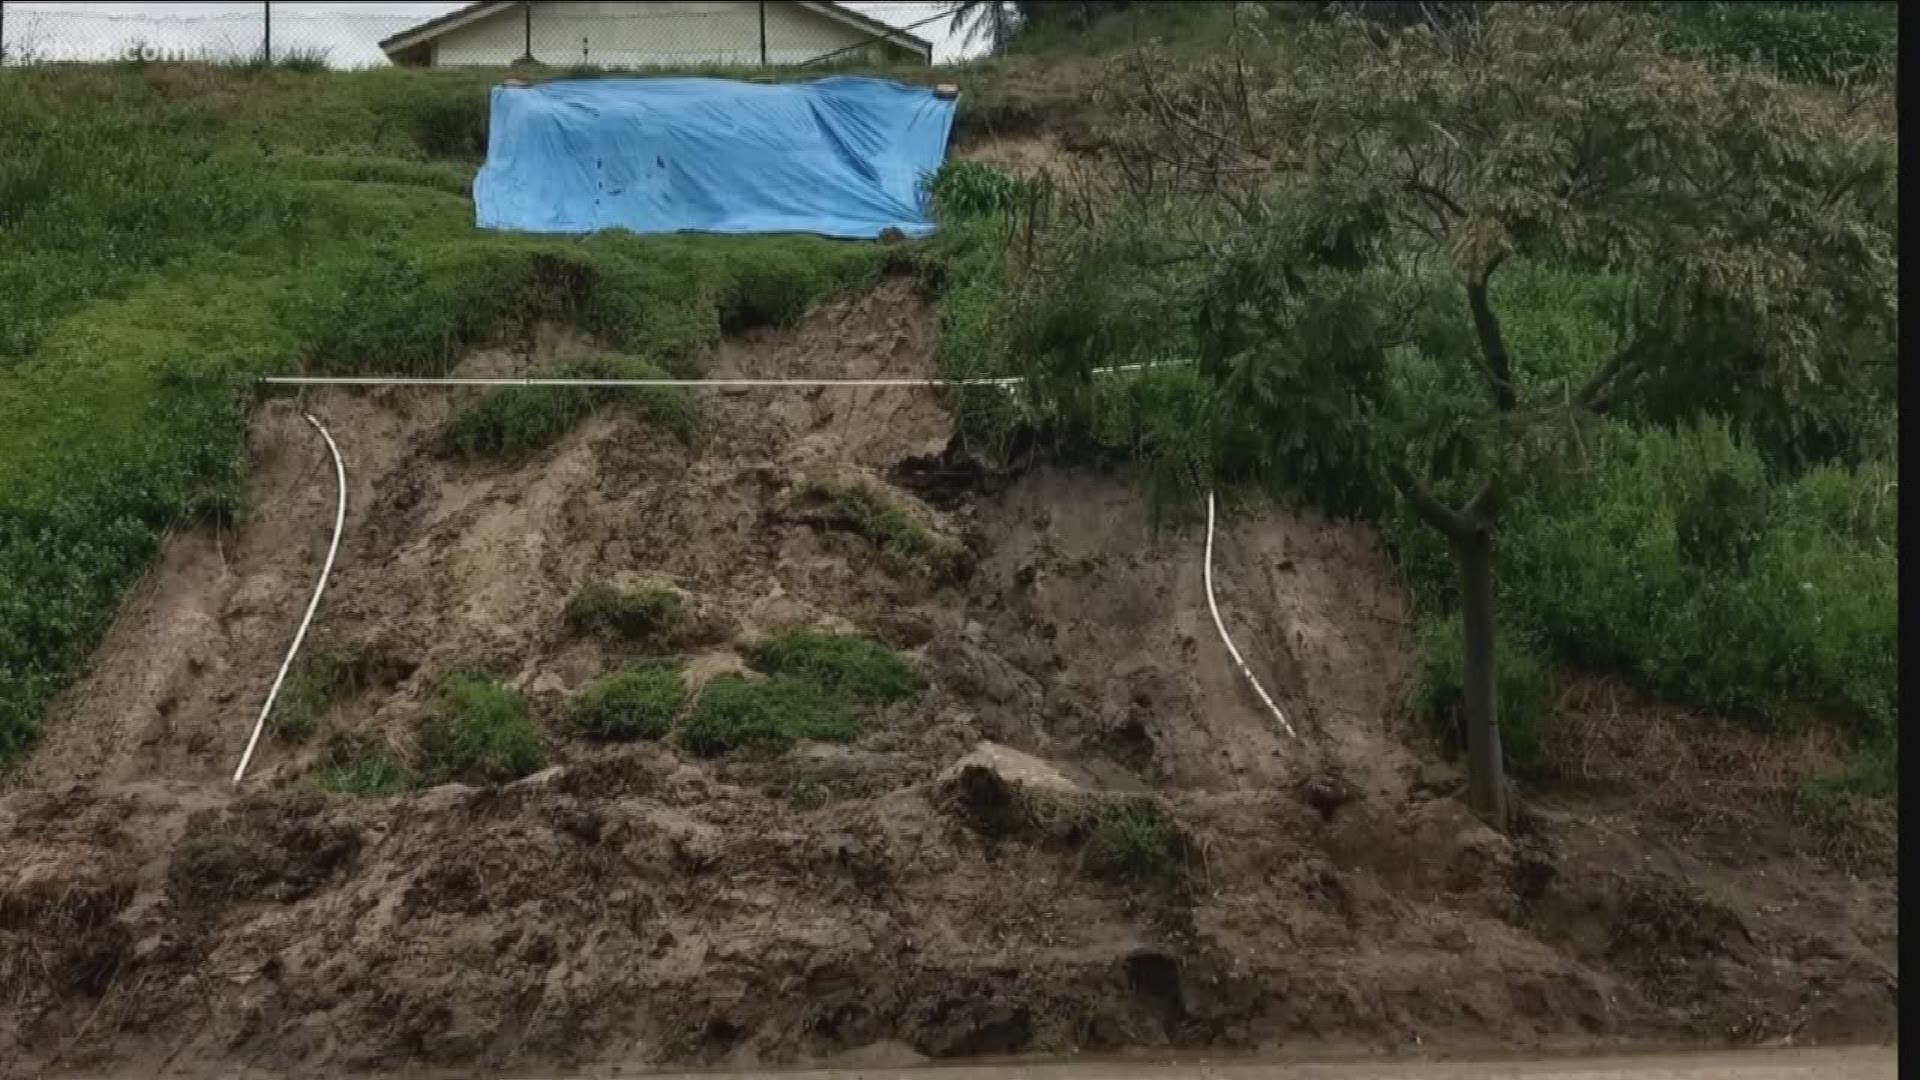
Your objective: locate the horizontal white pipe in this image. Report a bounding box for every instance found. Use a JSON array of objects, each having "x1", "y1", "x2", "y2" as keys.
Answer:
[{"x1": 254, "y1": 361, "x2": 1185, "y2": 389}]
